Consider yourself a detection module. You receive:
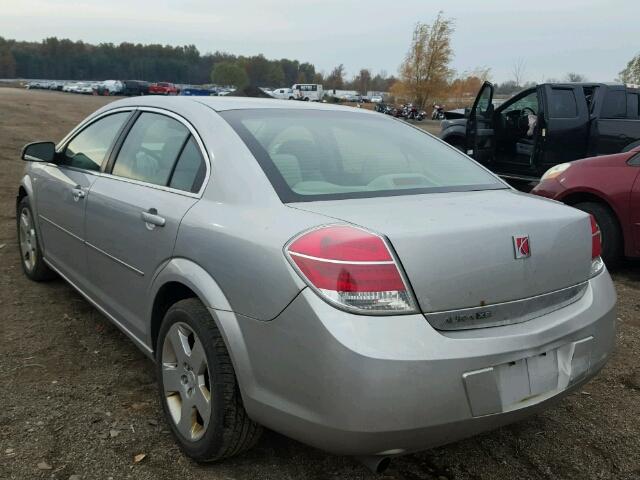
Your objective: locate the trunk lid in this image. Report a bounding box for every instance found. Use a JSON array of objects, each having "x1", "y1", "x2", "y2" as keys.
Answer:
[{"x1": 289, "y1": 190, "x2": 592, "y2": 320}]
